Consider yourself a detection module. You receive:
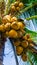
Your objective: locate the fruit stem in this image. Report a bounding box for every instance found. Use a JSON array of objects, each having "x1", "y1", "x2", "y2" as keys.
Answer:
[
  {"x1": 17, "y1": 3, "x2": 37, "y2": 17},
  {"x1": 4, "y1": 0, "x2": 11, "y2": 15},
  {"x1": 4, "y1": 0, "x2": 16, "y2": 15},
  {"x1": 20, "y1": 3, "x2": 37, "y2": 13}
]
